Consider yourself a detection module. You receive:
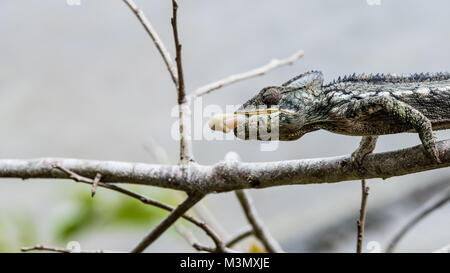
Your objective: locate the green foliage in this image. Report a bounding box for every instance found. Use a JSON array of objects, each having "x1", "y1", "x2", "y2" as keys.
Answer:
[
  {"x1": 247, "y1": 241, "x2": 267, "y2": 253},
  {"x1": 0, "y1": 184, "x2": 180, "y2": 250},
  {"x1": 55, "y1": 192, "x2": 97, "y2": 241},
  {"x1": 110, "y1": 196, "x2": 166, "y2": 225},
  {"x1": 12, "y1": 214, "x2": 36, "y2": 248},
  {"x1": 0, "y1": 212, "x2": 36, "y2": 252},
  {"x1": 55, "y1": 185, "x2": 177, "y2": 241},
  {"x1": 0, "y1": 222, "x2": 10, "y2": 252}
]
